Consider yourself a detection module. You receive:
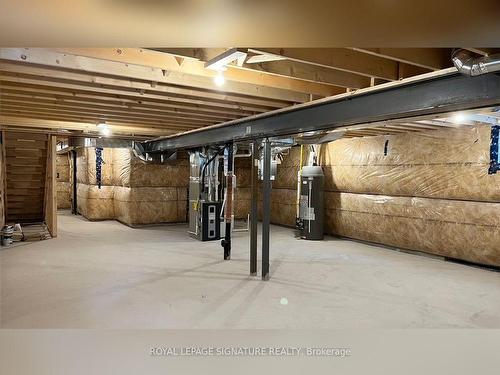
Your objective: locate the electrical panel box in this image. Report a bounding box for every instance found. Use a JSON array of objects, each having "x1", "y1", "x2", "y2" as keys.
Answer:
[{"x1": 200, "y1": 201, "x2": 222, "y2": 241}]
